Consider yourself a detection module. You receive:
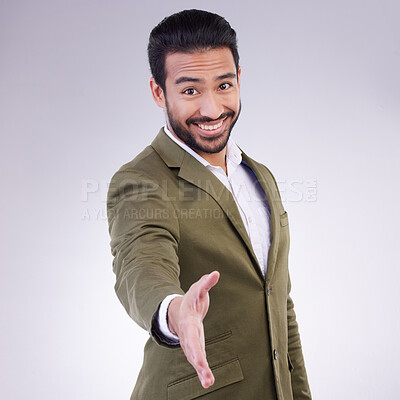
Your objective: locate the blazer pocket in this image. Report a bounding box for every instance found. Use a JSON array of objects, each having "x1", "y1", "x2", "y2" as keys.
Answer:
[
  {"x1": 167, "y1": 358, "x2": 244, "y2": 400},
  {"x1": 205, "y1": 330, "x2": 232, "y2": 346},
  {"x1": 280, "y1": 211, "x2": 289, "y2": 227}
]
